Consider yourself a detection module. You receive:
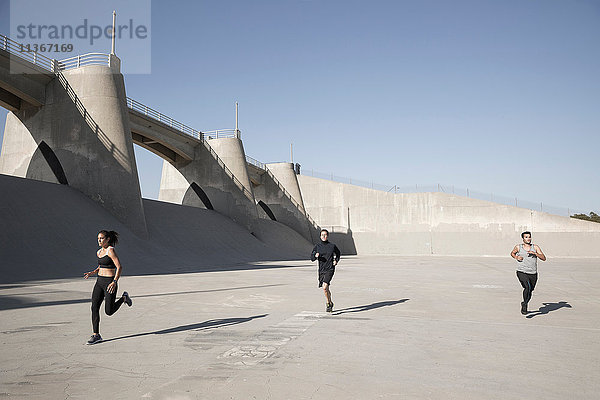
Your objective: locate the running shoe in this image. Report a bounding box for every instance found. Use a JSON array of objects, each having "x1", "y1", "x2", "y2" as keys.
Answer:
[
  {"x1": 86, "y1": 334, "x2": 102, "y2": 345},
  {"x1": 521, "y1": 302, "x2": 528, "y2": 315},
  {"x1": 122, "y1": 291, "x2": 132, "y2": 307},
  {"x1": 326, "y1": 302, "x2": 333, "y2": 313}
]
